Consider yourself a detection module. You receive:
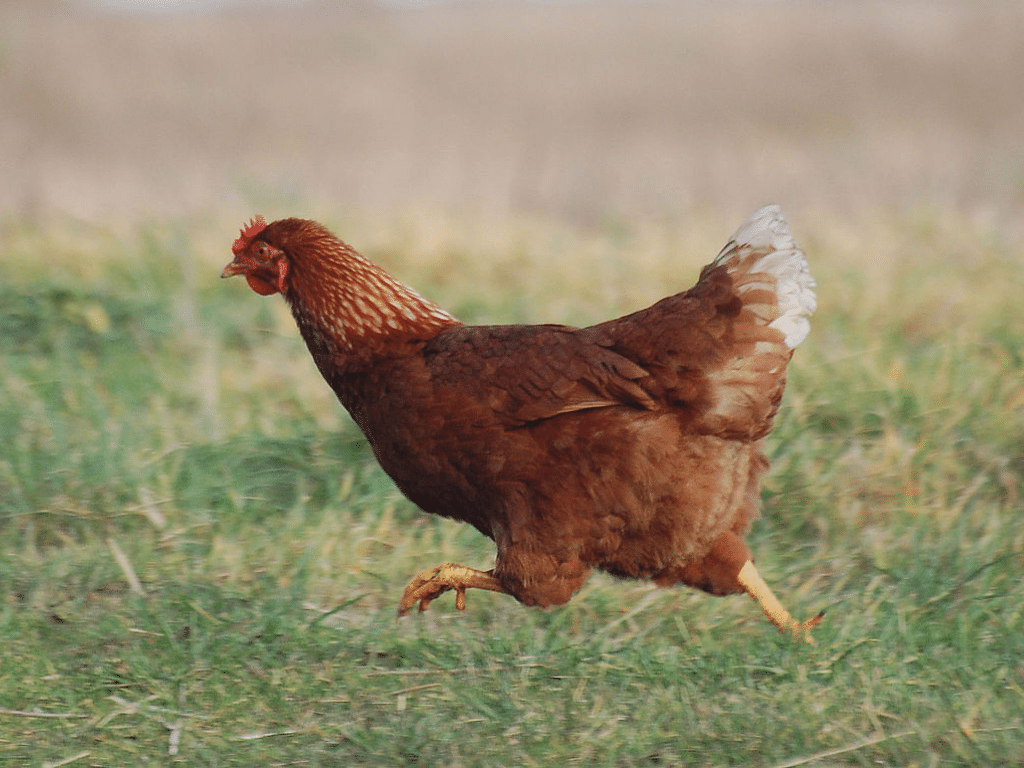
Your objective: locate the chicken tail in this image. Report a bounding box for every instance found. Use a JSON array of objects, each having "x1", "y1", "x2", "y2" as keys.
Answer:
[{"x1": 711, "y1": 205, "x2": 816, "y2": 349}]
